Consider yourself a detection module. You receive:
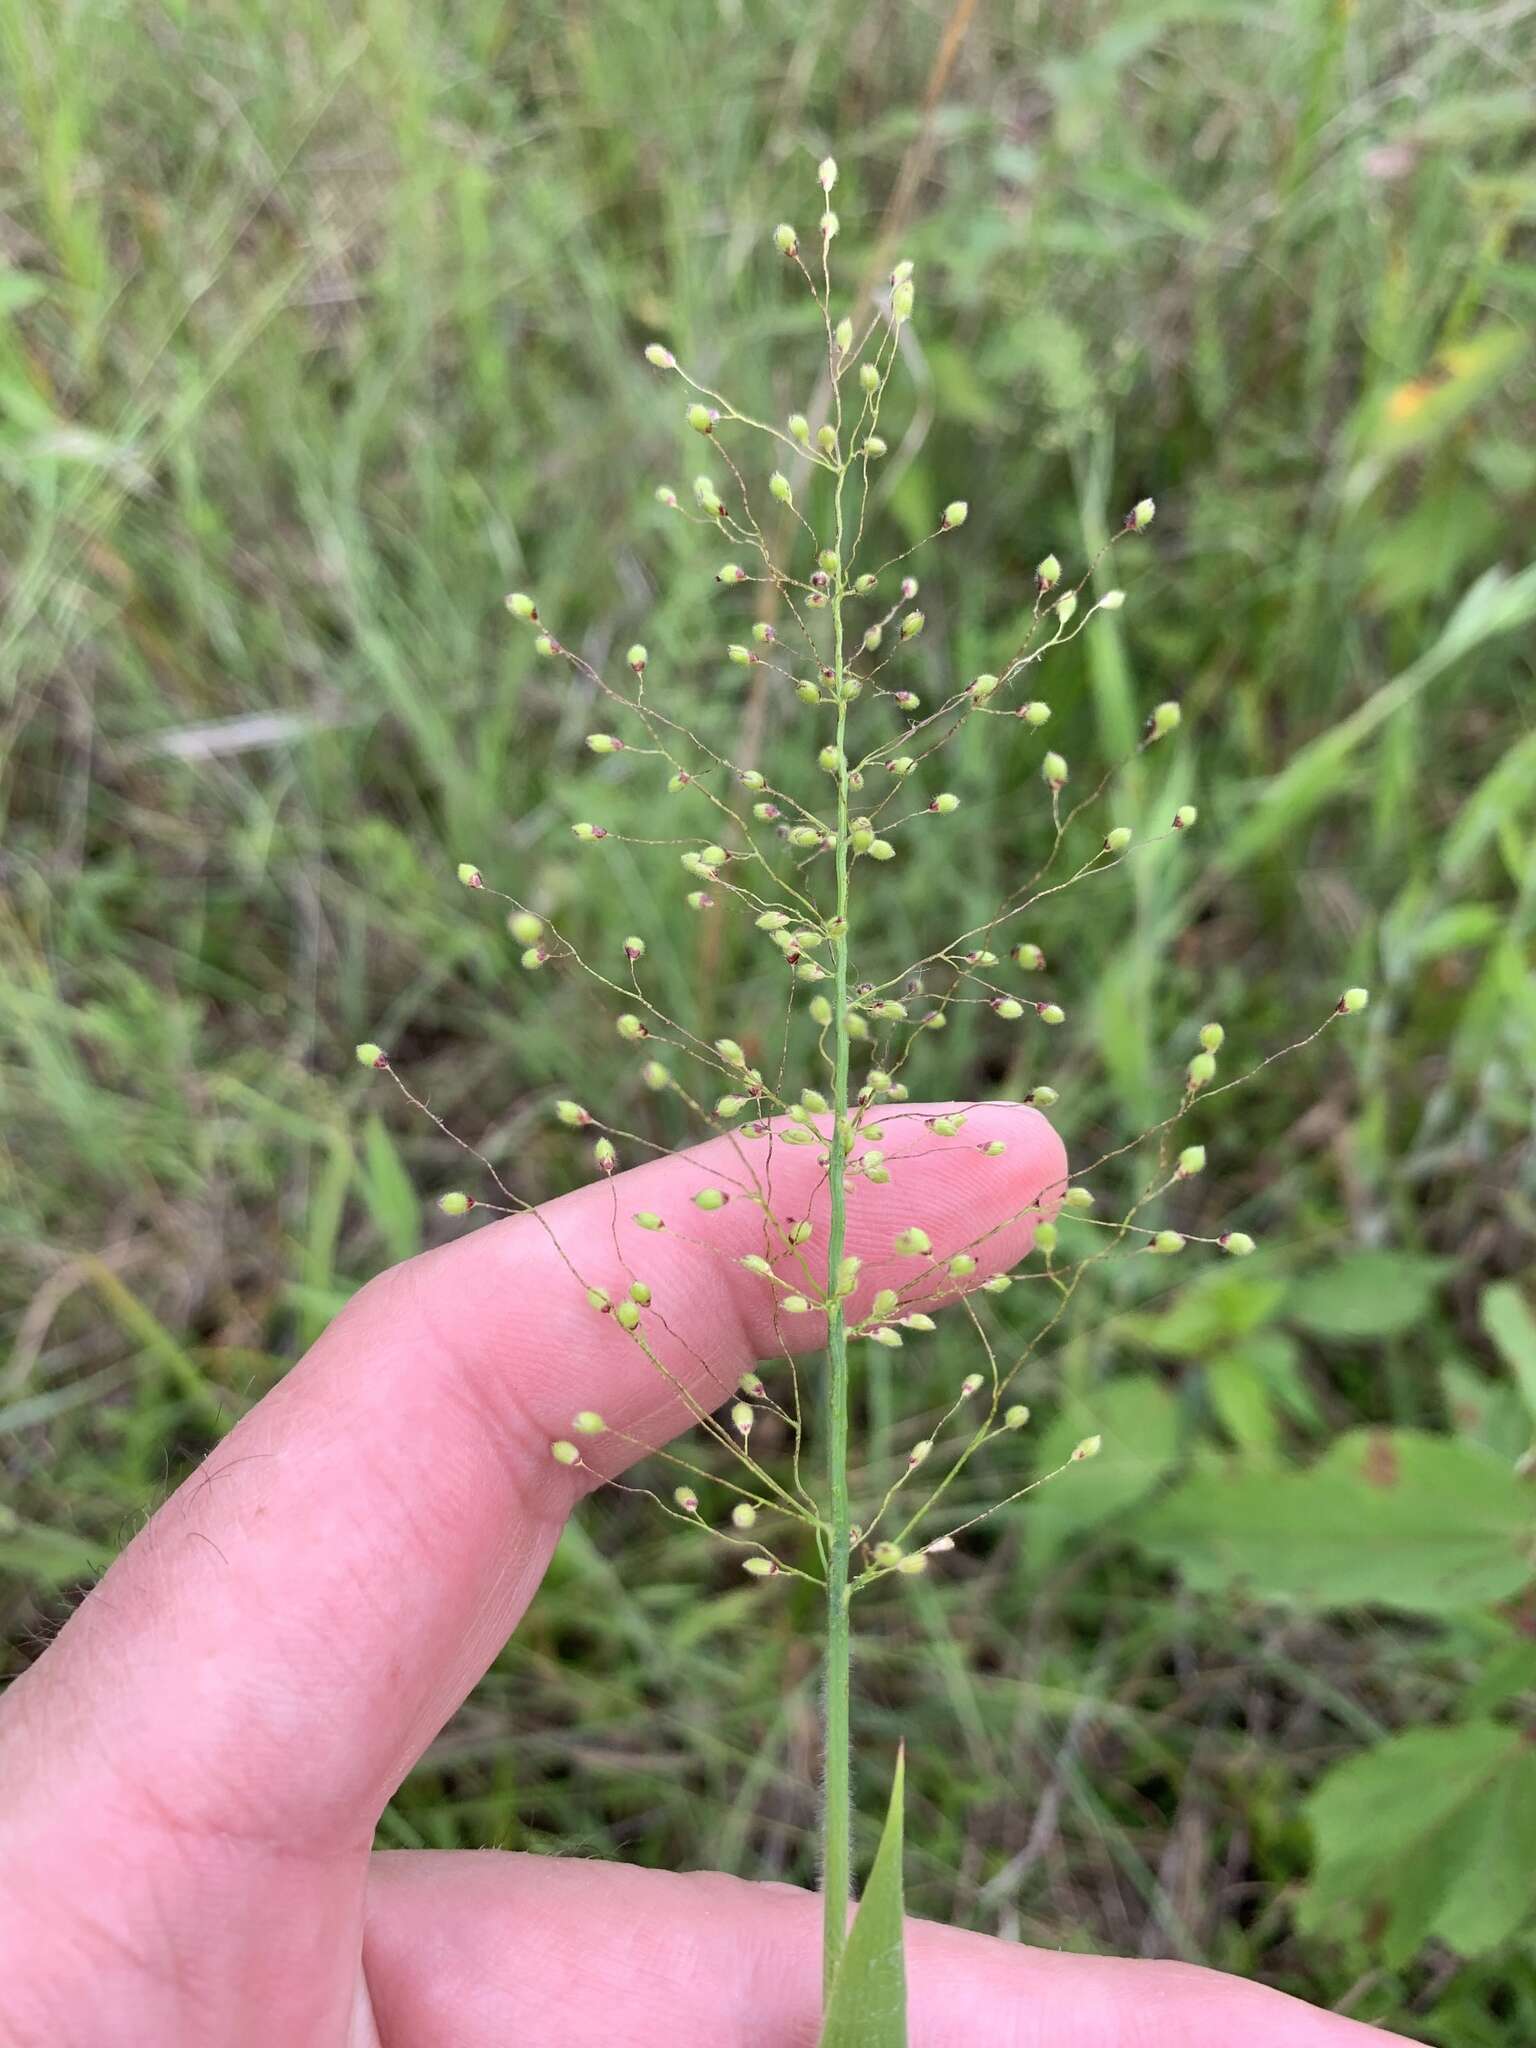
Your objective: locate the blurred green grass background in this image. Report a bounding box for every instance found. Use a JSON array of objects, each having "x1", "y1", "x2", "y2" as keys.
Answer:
[{"x1": 2, "y1": 1, "x2": 1534, "y2": 2039}]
